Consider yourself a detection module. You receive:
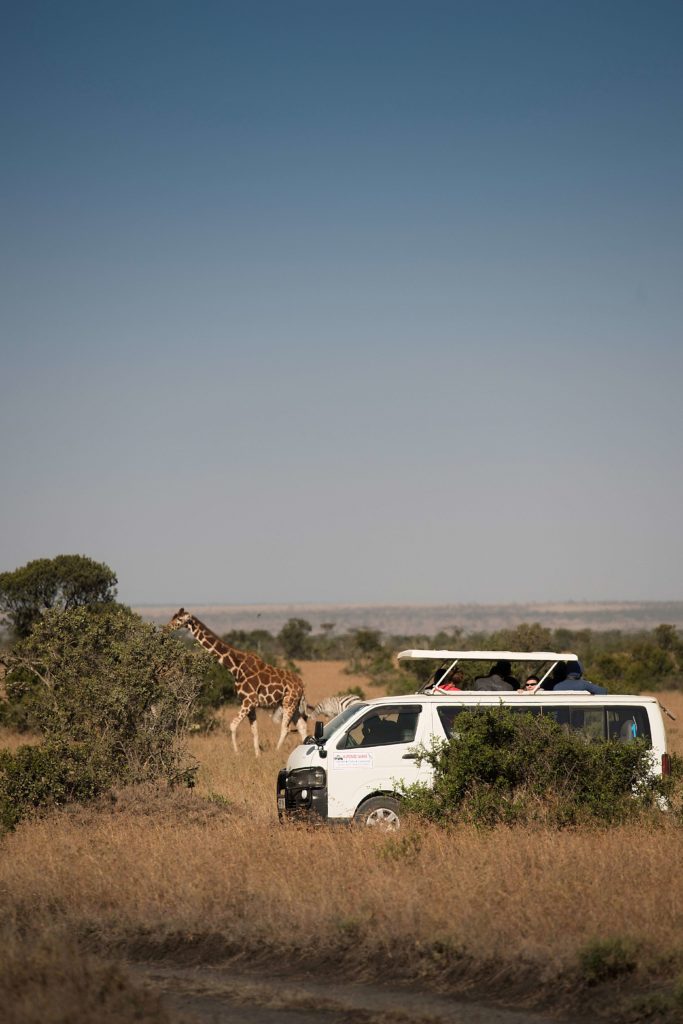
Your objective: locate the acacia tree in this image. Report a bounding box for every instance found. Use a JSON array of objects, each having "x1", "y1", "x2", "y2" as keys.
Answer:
[{"x1": 0, "y1": 555, "x2": 118, "y2": 638}]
